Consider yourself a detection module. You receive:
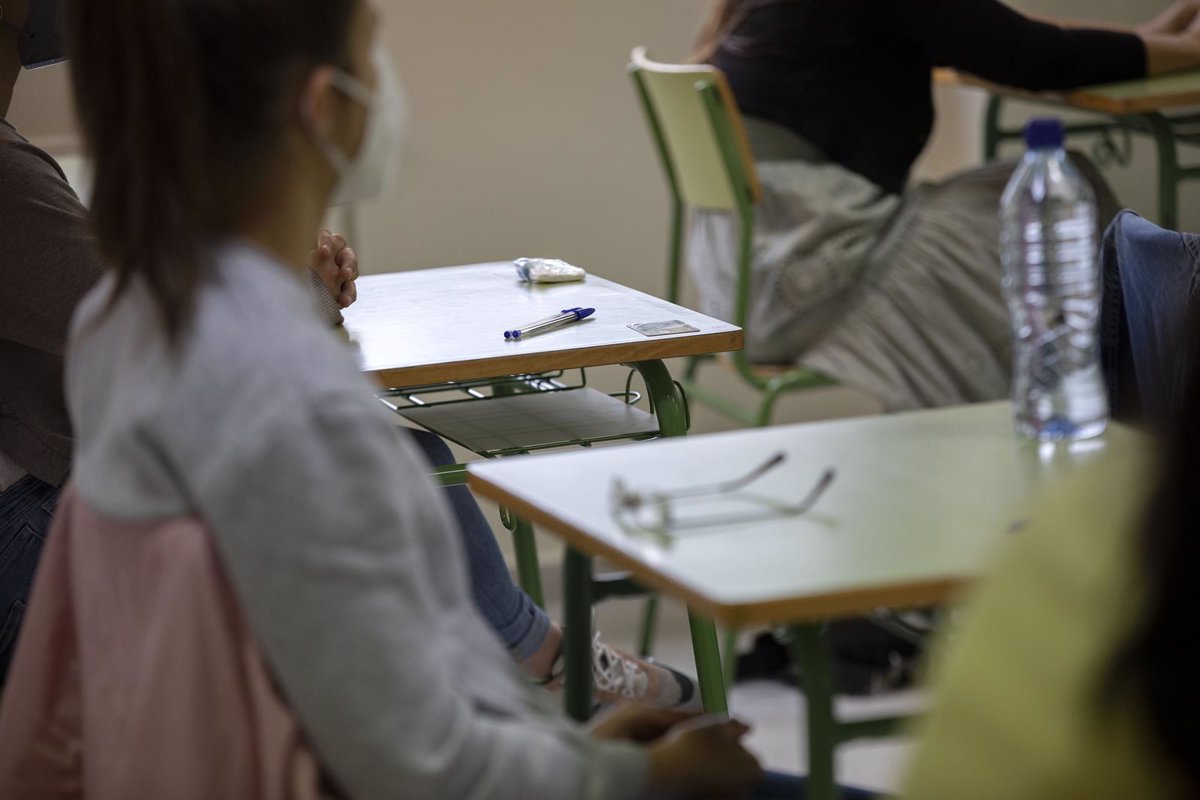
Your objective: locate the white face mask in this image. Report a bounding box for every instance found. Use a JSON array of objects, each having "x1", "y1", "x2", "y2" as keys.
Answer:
[{"x1": 316, "y1": 44, "x2": 407, "y2": 206}]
